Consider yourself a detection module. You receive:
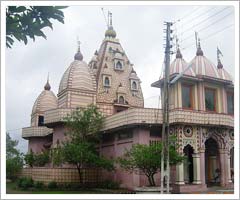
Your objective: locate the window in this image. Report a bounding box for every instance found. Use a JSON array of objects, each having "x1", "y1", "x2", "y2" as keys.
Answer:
[
  {"x1": 116, "y1": 61, "x2": 123, "y2": 70},
  {"x1": 38, "y1": 115, "x2": 44, "y2": 126},
  {"x1": 104, "y1": 77, "x2": 110, "y2": 87},
  {"x1": 118, "y1": 131, "x2": 133, "y2": 140},
  {"x1": 205, "y1": 88, "x2": 216, "y2": 111},
  {"x1": 182, "y1": 84, "x2": 192, "y2": 109},
  {"x1": 119, "y1": 96, "x2": 125, "y2": 104},
  {"x1": 227, "y1": 92, "x2": 234, "y2": 114},
  {"x1": 132, "y1": 81, "x2": 137, "y2": 90}
]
